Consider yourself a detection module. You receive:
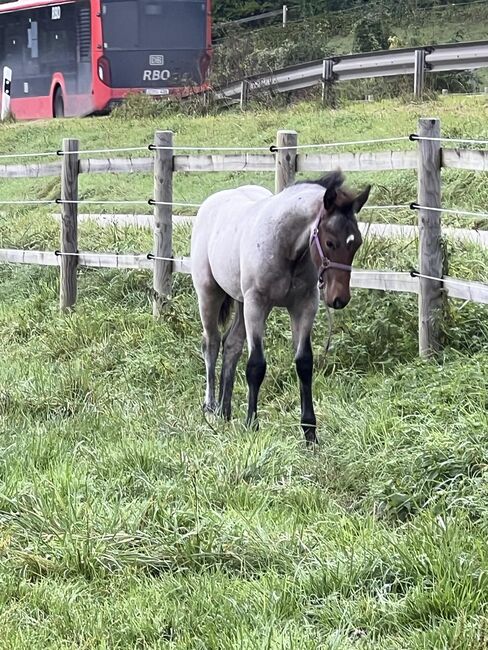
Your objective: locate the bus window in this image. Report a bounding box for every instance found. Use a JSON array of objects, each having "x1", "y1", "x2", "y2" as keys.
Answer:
[
  {"x1": 4, "y1": 15, "x2": 25, "y2": 76},
  {"x1": 38, "y1": 4, "x2": 77, "y2": 66},
  {"x1": 102, "y1": 1, "x2": 138, "y2": 50},
  {"x1": 140, "y1": 0, "x2": 206, "y2": 50},
  {"x1": 0, "y1": 22, "x2": 4, "y2": 63},
  {"x1": 102, "y1": 0, "x2": 205, "y2": 51}
]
